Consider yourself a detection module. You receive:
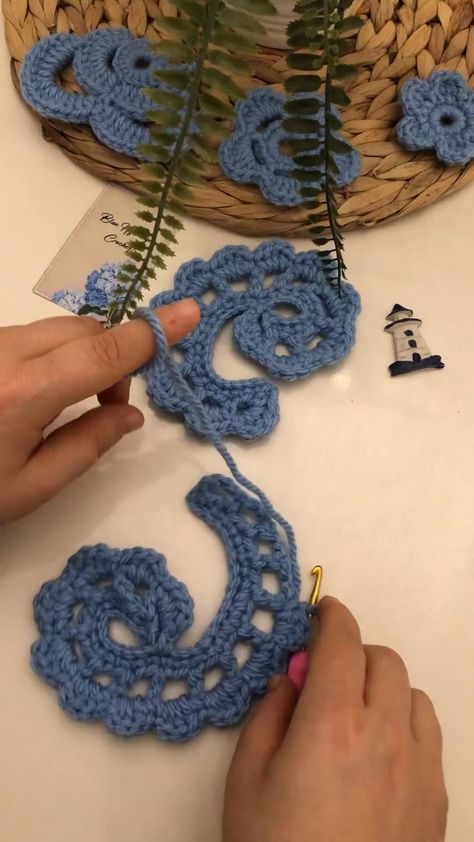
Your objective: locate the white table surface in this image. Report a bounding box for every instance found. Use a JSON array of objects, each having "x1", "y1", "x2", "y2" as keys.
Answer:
[{"x1": 1, "y1": 33, "x2": 473, "y2": 842}]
